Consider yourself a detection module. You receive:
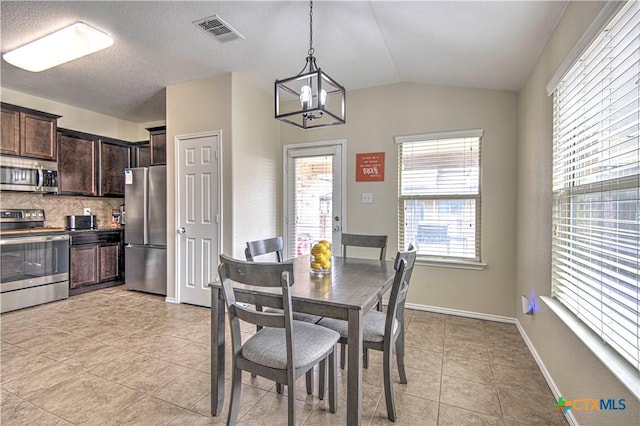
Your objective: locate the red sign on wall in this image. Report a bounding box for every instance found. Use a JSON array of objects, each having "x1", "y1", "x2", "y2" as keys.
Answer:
[{"x1": 356, "y1": 152, "x2": 385, "y2": 182}]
